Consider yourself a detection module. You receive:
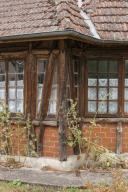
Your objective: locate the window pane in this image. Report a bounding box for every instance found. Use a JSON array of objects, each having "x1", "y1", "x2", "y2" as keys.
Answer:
[
  {"x1": 9, "y1": 88, "x2": 15, "y2": 99},
  {"x1": 109, "y1": 79, "x2": 118, "y2": 86},
  {"x1": 125, "y1": 60, "x2": 128, "y2": 73},
  {"x1": 0, "y1": 75, "x2": 5, "y2": 87},
  {"x1": 124, "y1": 102, "x2": 128, "y2": 113},
  {"x1": 8, "y1": 74, "x2": 16, "y2": 86},
  {"x1": 0, "y1": 89, "x2": 5, "y2": 99},
  {"x1": 109, "y1": 60, "x2": 118, "y2": 73},
  {"x1": 0, "y1": 61, "x2": 5, "y2": 74},
  {"x1": 17, "y1": 100, "x2": 23, "y2": 113},
  {"x1": 98, "y1": 101, "x2": 107, "y2": 113},
  {"x1": 88, "y1": 101, "x2": 96, "y2": 113},
  {"x1": 87, "y1": 60, "x2": 97, "y2": 72},
  {"x1": 48, "y1": 67, "x2": 57, "y2": 114},
  {"x1": 125, "y1": 88, "x2": 128, "y2": 100},
  {"x1": 37, "y1": 59, "x2": 47, "y2": 73},
  {"x1": 8, "y1": 61, "x2": 17, "y2": 73},
  {"x1": 9, "y1": 101, "x2": 16, "y2": 112},
  {"x1": 88, "y1": 78, "x2": 97, "y2": 86},
  {"x1": 38, "y1": 74, "x2": 44, "y2": 85},
  {"x1": 17, "y1": 89, "x2": 23, "y2": 99},
  {"x1": 17, "y1": 74, "x2": 24, "y2": 86},
  {"x1": 88, "y1": 88, "x2": 96, "y2": 100},
  {"x1": 98, "y1": 88, "x2": 107, "y2": 100},
  {"x1": 109, "y1": 88, "x2": 118, "y2": 100},
  {"x1": 98, "y1": 60, "x2": 107, "y2": 73},
  {"x1": 16, "y1": 60, "x2": 24, "y2": 73},
  {"x1": 99, "y1": 78, "x2": 108, "y2": 86},
  {"x1": 125, "y1": 79, "x2": 128, "y2": 86},
  {"x1": 38, "y1": 87, "x2": 42, "y2": 100},
  {"x1": 8, "y1": 60, "x2": 24, "y2": 73},
  {"x1": 109, "y1": 102, "x2": 118, "y2": 113}
]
